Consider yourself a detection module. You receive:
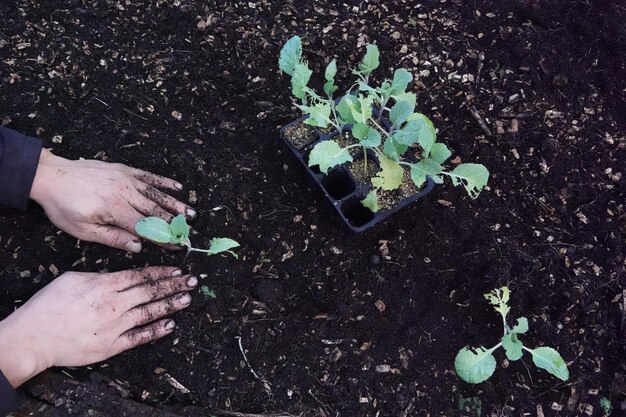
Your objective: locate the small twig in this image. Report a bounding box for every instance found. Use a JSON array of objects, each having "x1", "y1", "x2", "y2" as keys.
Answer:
[
  {"x1": 469, "y1": 105, "x2": 492, "y2": 136},
  {"x1": 123, "y1": 108, "x2": 148, "y2": 121},
  {"x1": 236, "y1": 336, "x2": 261, "y2": 380}
]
